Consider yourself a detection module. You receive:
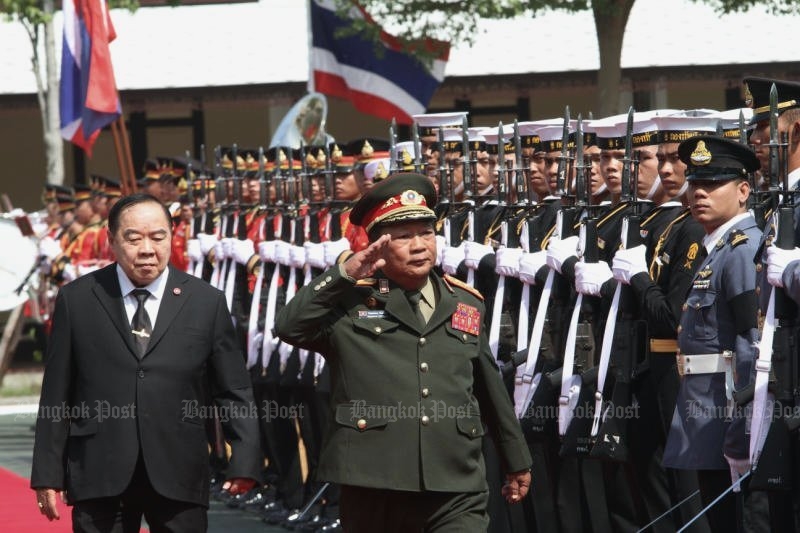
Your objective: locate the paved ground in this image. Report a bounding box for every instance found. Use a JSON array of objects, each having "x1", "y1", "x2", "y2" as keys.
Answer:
[{"x1": 0, "y1": 411, "x2": 285, "y2": 532}]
